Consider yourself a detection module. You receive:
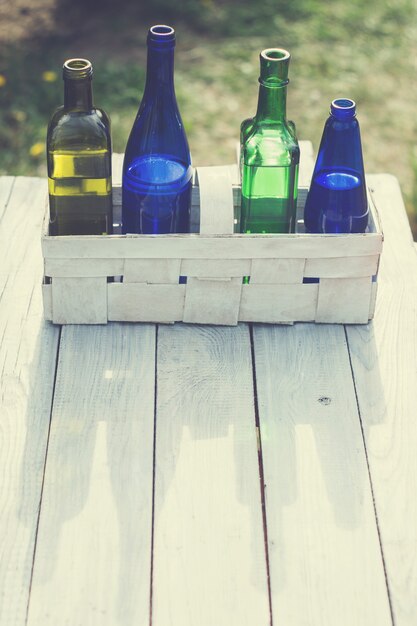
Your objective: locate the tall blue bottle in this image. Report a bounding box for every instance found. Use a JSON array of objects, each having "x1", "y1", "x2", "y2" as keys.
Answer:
[
  {"x1": 122, "y1": 25, "x2": 192, "y2": 234},
  {"x1": 304, "y1": 98, "x2": 369, "y2": 233}
]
